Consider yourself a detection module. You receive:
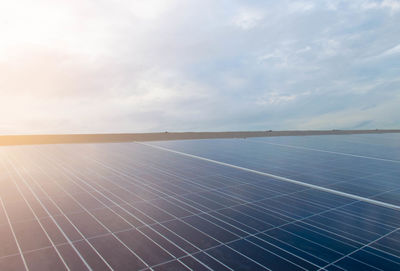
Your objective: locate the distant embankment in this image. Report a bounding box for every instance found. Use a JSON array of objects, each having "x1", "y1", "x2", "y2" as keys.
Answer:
[{"x1": 0, "y1": 129, "x2": 399, "y2": 146}]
